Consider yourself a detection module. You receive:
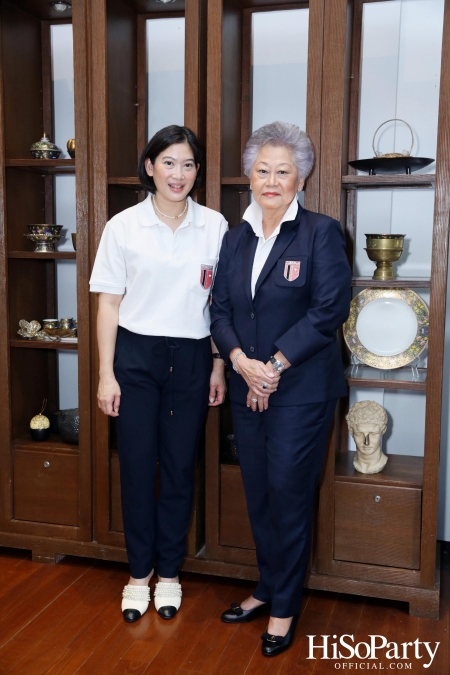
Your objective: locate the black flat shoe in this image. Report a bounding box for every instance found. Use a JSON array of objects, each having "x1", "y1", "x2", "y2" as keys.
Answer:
[
  {"x1": 261, "y1": 614, "x2": 299, "y2": 656},
  {"x1": 122, "y1": 608, "x2": 142, "y2": 623},
  {"x1": 221, "y1": 601, "x2": 268, "y2": 623}
]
